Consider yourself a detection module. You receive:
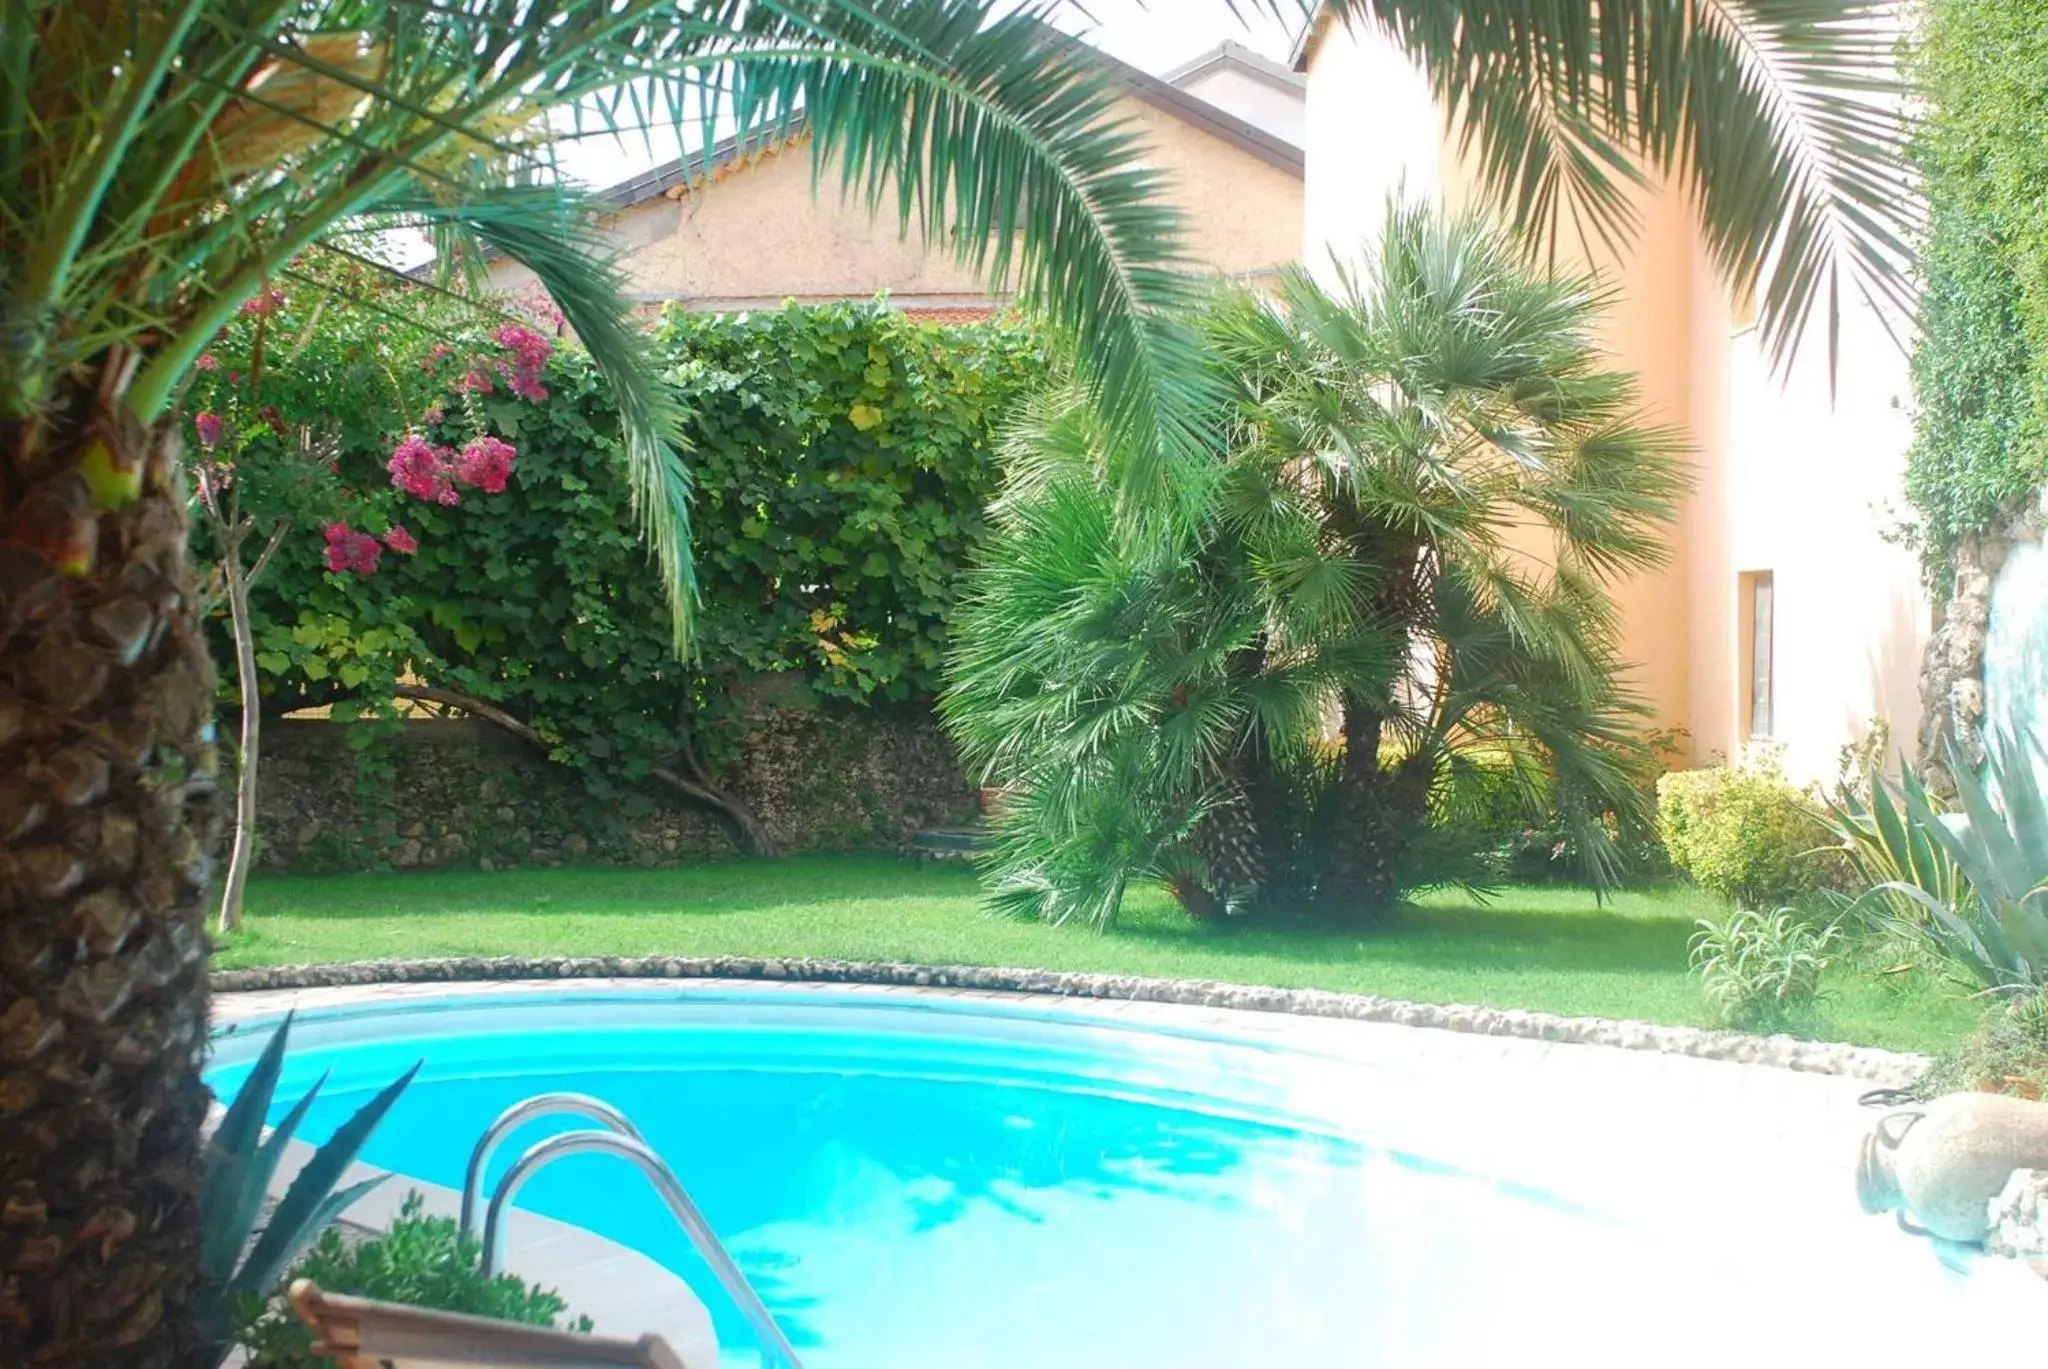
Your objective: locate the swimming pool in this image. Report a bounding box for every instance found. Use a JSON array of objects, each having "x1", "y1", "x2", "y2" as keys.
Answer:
[{"x1": 208, "y1": 986, "x2": 2035, "y2": 1367}]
